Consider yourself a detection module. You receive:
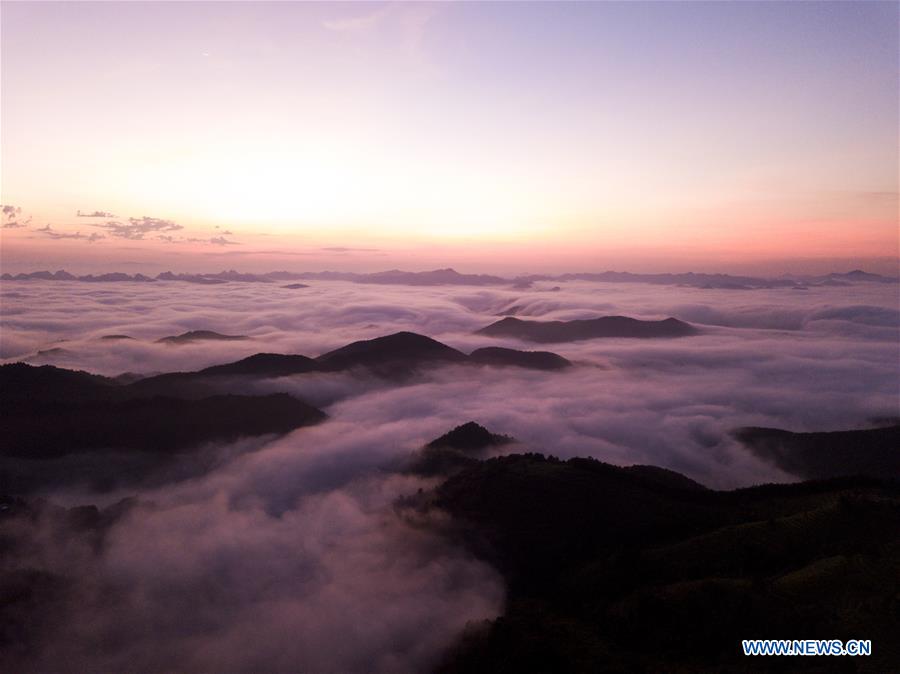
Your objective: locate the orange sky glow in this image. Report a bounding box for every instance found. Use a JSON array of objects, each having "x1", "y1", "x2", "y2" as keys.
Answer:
[{"x1": 1, "y1": 2, "x2": 897, "y2": 275}]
